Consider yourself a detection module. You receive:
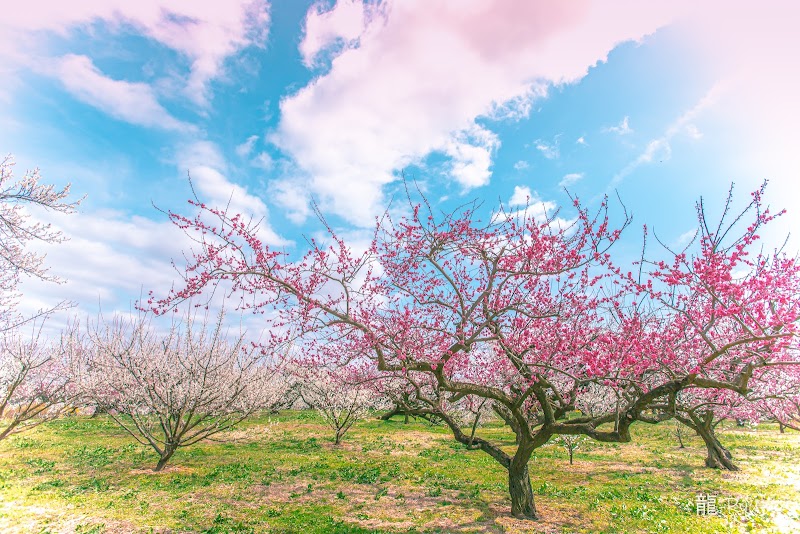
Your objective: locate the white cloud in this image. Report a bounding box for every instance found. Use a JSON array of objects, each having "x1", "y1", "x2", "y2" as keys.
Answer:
[
  {"x1": 272, "y1": 180, "x2": 311, "y2": 224},
  {"x1": 236, "y1": 135, "x2": 260, "y2": 157},
  {"x1": 276, "y1": 0, "x2": 682, "y2": 226},
  {"x1": 501, "y1": 187, "x2": 564, "y2": 227},
  {"x1": 252, "y1": 152, "x2": 274, "y2": 171},
  {"x1": 576, "y1": 136, "x2": 588, "y2": 146},
  {"x1": 300, "y1": 0, "x2": 367, "y2": 67},
  {"x1": 513, "y1": 160, "x2": 530, "y2": 171},
  {"x1": 535, "y1": 137, "x2": 560, "y2": 160},
  {"x1": 1, "y1": 0, "x2": 271, "y2": 106},
  {"x1": 685, "y1": 124, "x2": 703, "y2": 139},
  {"x1": 509, "y1": 185, "x2": 534, "y2": 207},
  {"x1": 672, "y1": 228, "x2": 697, "y2": 249},
  {"x1": 604, "y1": 115, "x2": 633, "y2": 135},
  {"x1": 444, "y1": 124, "x2": 500, "y2": 188},
  {"x1": 674, "y1": 2, "x2": 800, "y2": 250},
  {"x1": 55, "y1": 54, "x2": 192, "y2": 131},
  {"x1": 559, "y1": 172, "x2": 584, "y2": 188},
  {"x1": 15, "y1": 139, "x2": 289, "y2": 328},
  {"x1": 487, "y1": 83, "x2": 548, "y2": 121},
  {"x1": 17, "y1": 208, "x2": 196, "y2": 319}
]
